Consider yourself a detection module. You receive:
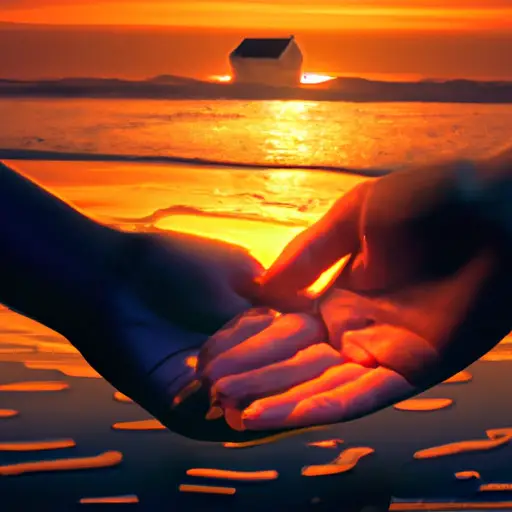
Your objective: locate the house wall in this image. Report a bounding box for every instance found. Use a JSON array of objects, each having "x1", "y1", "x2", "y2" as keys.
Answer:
[{"x1": 230, "y1": 40, "x2": 303, "y2": 87}]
